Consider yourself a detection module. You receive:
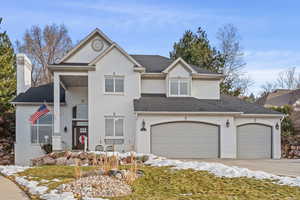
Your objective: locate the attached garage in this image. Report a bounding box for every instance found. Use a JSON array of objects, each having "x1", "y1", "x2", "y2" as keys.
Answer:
[
  {"x1": 237, "y1": 124, "x2": 272, "y2": 159},
  {"x1": 151, "y1": 121, "x2": 219, "y2": 158}
]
